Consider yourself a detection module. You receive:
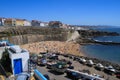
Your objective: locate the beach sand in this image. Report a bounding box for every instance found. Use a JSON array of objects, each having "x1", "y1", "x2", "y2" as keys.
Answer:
[{"x1": 20, "y1": 41, "x2": 84, "y2": 56}]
